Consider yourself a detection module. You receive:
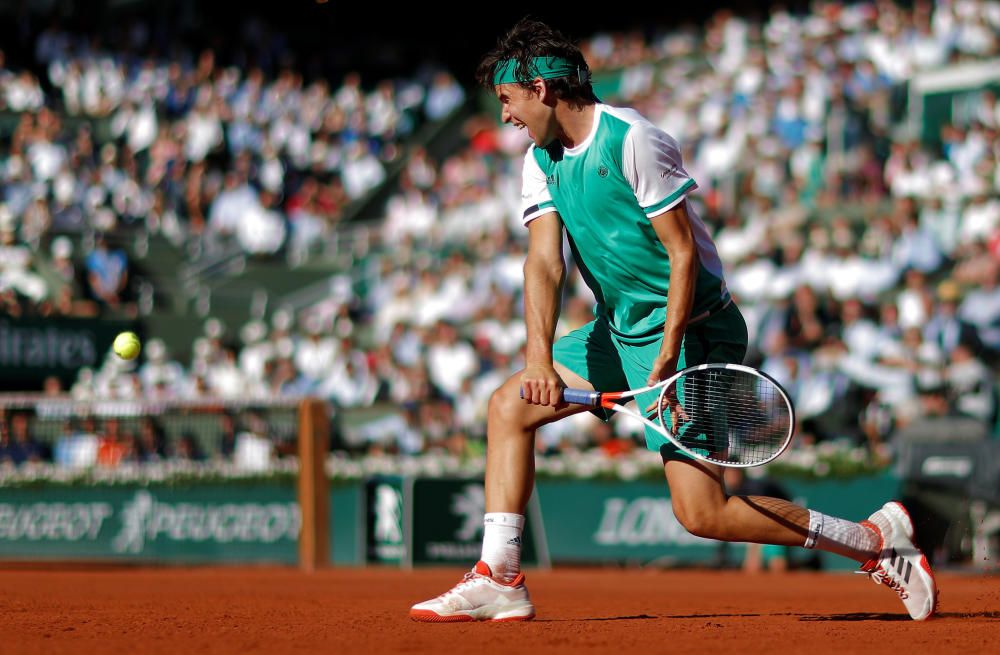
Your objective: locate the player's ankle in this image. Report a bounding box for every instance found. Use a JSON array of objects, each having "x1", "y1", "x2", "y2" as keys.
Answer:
[
  {"x1": 480, "y1": 560, "x2": 518, "y2": 583},
  {"x1": 851, "y1": 521, "x2": 882, "y2": 569}
]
